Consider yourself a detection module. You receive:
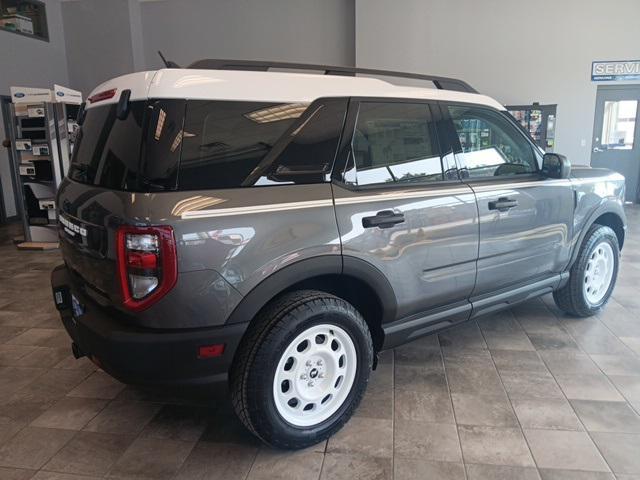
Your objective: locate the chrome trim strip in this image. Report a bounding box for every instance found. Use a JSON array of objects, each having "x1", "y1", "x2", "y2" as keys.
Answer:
[
  {"x1": 181, "y1": 180, "x2": 572, "y2": 219},
  {"x1": 181, "y1": 199, "x2": 333, "y2": 219},
  {"x1": 333, "y1": 187, "x2": 472, "y2": 205},
  {"x1": 470, "y1": 179, "x2": 572, "y2": 192}
]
